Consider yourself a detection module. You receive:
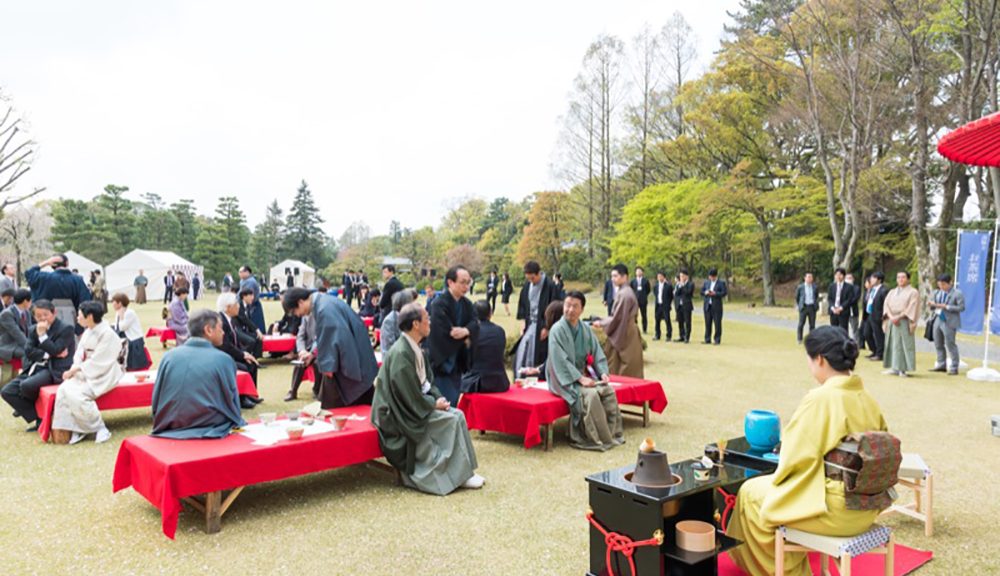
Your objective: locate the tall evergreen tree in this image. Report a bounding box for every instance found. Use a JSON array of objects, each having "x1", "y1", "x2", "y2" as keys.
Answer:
[
  {"x1": 214, "y1": 196, "x2": 250, "y2": 266},
  {"x1": 138, "y1": 192, "x2": 181, "y2": 251},
  {"x1": 193, "y1": 220, "x2": 232, "y2": 284},
  {"x1": 169, "y1": 199, "x2": 200, "y2": 260},
  {"x1": 281, "y1": 180, "x2": 329, "y2": 266},
  {"x1": 94, "y1": 184, "x2": 138, "y2": 261},
  {"x1": 249, "y1": 199, "x2": 285, "y2": 275}
]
